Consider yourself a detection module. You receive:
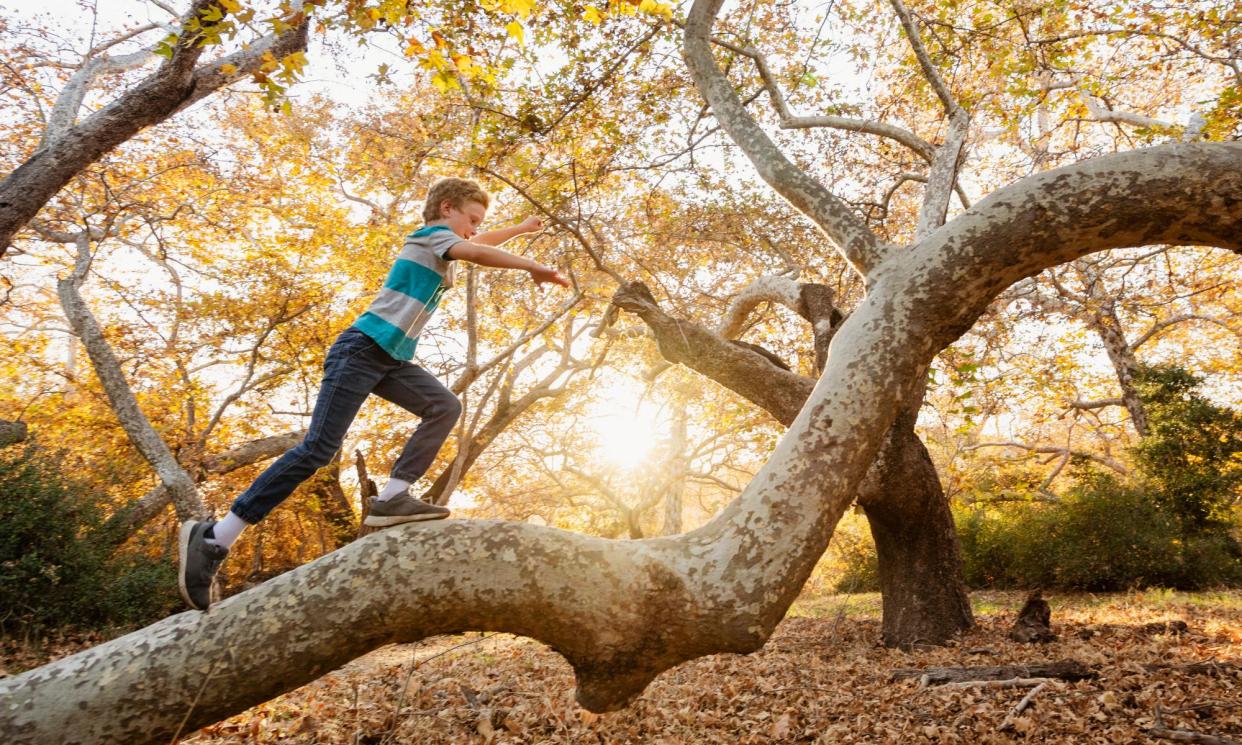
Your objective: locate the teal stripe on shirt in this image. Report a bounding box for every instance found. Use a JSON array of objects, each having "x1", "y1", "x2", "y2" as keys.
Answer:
[
  {"x1": 409, "y1": 225, "x2": 453, "y2": 239},
  {"x1": 353, "y1": 312, "x2": 418, "y2": 360},
  {"x1": 383, "y1": 258, "x2": 442, "y2": 304}
]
